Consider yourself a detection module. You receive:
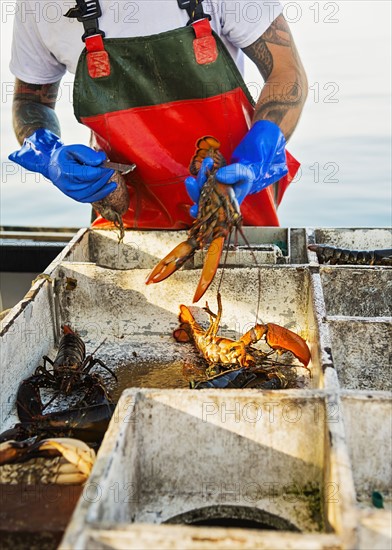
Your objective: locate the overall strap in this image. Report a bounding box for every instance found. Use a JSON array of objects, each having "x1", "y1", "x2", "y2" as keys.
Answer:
[
  {"x1": 65, "y1": 0, "x2": 211, "y2": 36},
  {"x1": 65, "y1": 0, "x2": 110, "y2": 78},
  {"x1": 177, "y1": 0, "x2": 215, "y2": 64},
  {"x1": 65, "y1": 0, "x2": 215, "y2": 77}
]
